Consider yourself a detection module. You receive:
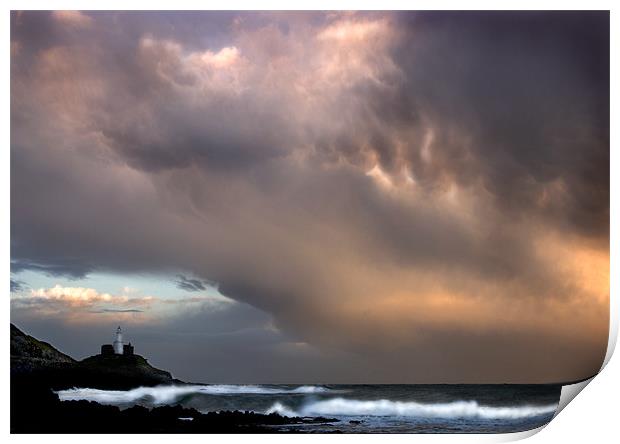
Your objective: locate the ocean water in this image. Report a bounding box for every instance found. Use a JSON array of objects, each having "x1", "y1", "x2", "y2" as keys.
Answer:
[{"x1": 56, "y1": 384, "x2": 561, "y2": 433}]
